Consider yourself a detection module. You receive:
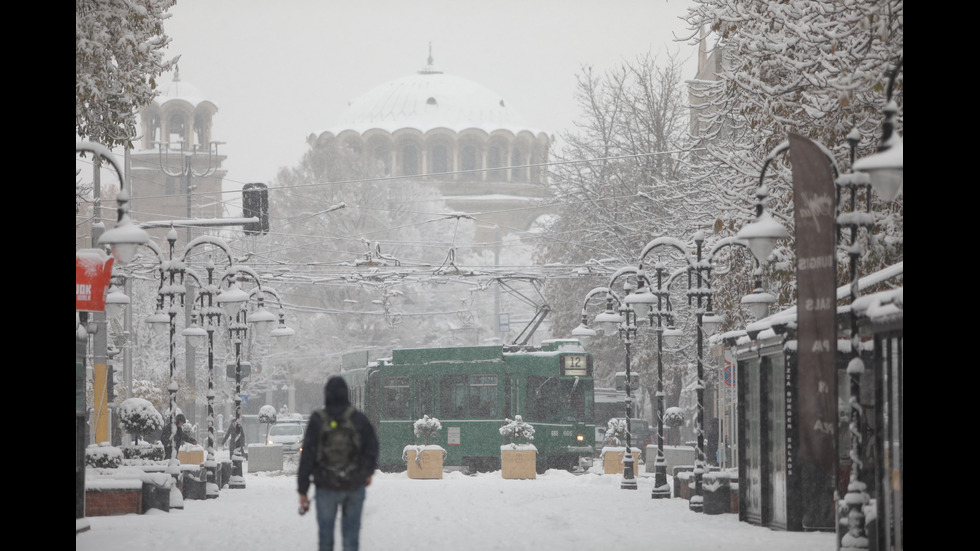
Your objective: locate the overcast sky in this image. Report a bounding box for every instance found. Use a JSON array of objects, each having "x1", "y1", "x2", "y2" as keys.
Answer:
[{"x1": 162, "y1": 0, "x2": 700, "y2": 196}]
